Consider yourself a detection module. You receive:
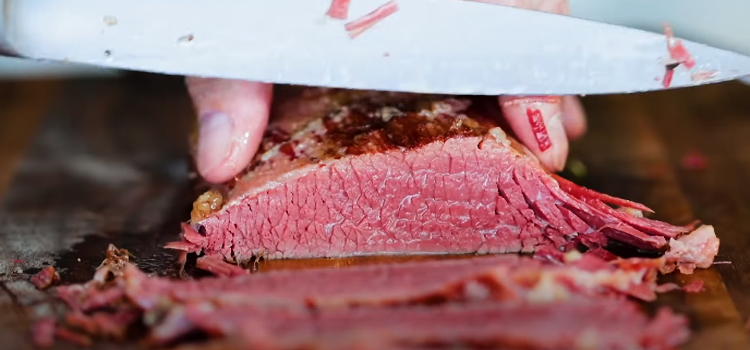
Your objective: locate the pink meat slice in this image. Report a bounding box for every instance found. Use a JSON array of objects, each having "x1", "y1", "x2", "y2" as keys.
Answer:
[
  {"x1": 149, "y1": 297, "x2": 688, "y2": 350},
  {"x1": 178, "y1": 88, "x2": 717, "y2": 269},
  {"x1": 45, "y1": 251, "x2": 691, "y2": 349},
  {"x1": 120, "y1": 254, "x2": 665, "y2": 313},
  {"x1": 125, "y1": 255, "x2": 528, "y2": 310}
]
